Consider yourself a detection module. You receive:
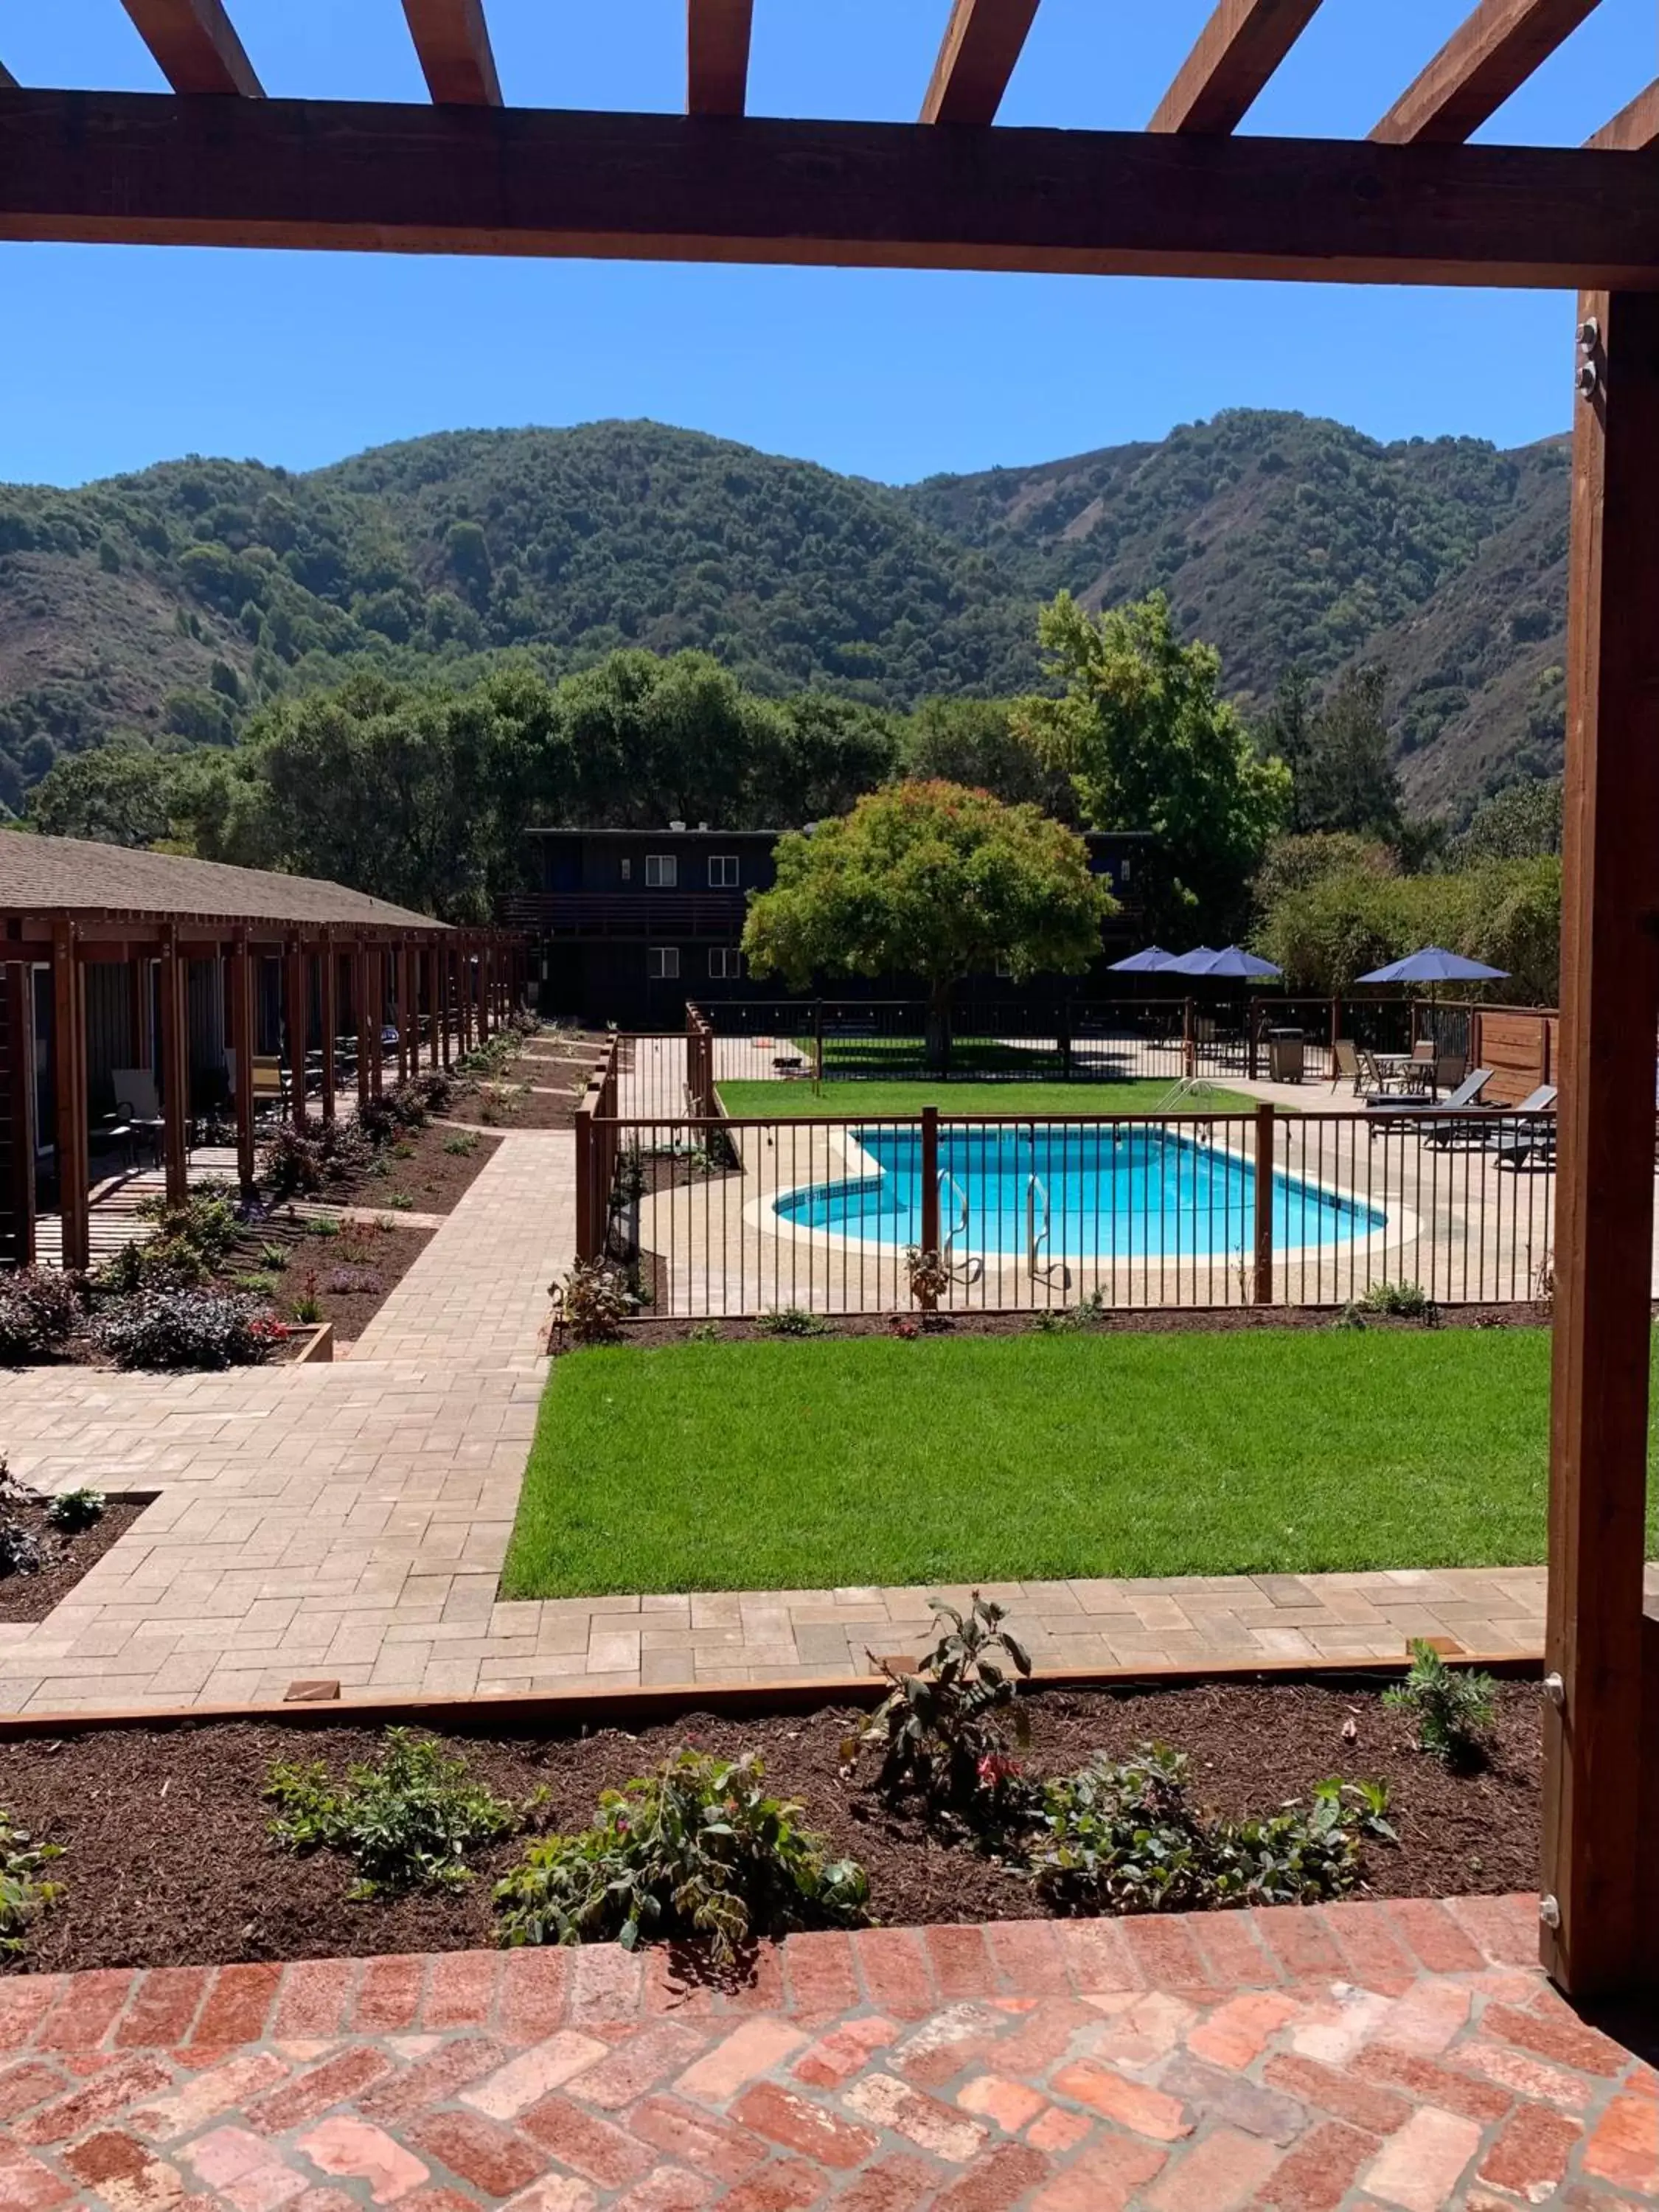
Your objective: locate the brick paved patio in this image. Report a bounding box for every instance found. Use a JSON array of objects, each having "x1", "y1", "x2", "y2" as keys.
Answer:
[{"x1": 1, "y1": 1894, "x2": 1654, "y2": 2208}]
